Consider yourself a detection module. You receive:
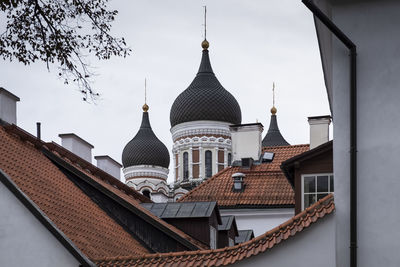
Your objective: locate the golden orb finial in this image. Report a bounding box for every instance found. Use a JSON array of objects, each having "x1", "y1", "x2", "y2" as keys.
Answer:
[
  {"x1": 142, "y1": 103, "x2": 149, "y2": 112},
  {"x1": 271, "y1": 106, "x2": 277, "y2": 115},
  {"x1": 202, "y1": 39, "x2": 209, "y2": 50}
]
